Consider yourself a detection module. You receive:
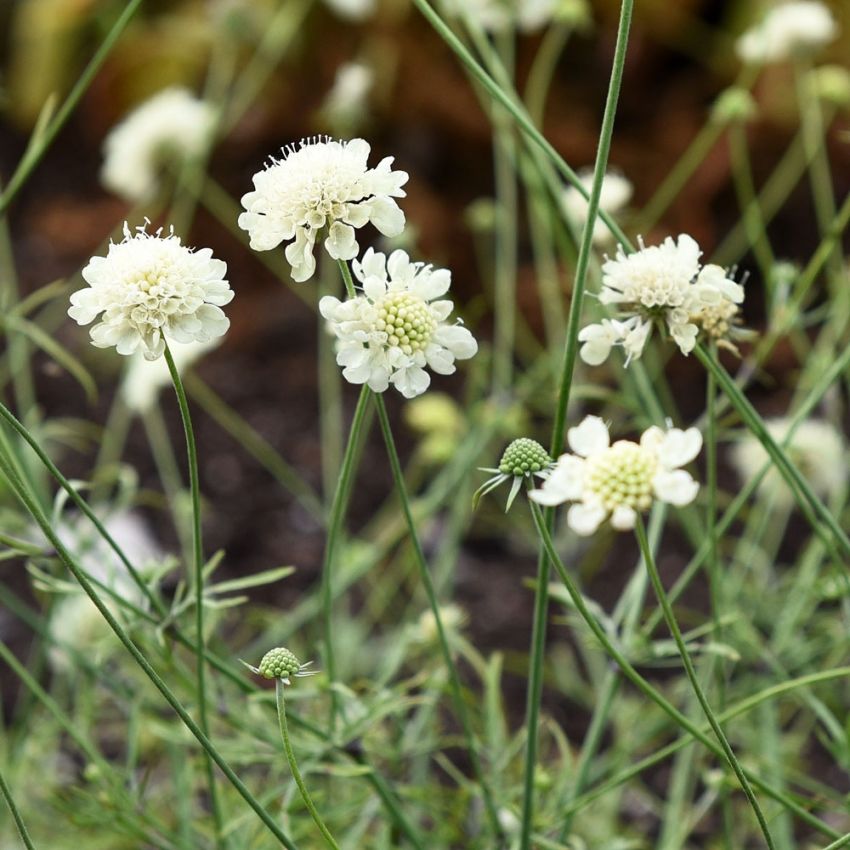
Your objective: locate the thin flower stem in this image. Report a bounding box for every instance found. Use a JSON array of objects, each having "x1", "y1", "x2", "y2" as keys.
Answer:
[
  {"x1": 634, "y1": 516, "x2": 776, "y2": 850},
  {"x1": 694, "y1": 343, "x2": 850, "y2": 559},
  {"x1": 0, "y1": 0, "x2": 144, "y2": 214},
  {"x1": 526, "y1": 501, "x2": 837, "y2": 840},
  {"x1": 520, "y1": 5, "x2": 633, "y2": 850},
  {"x1": 372, "y1": 393, "x2": 503, "y2": 843},
  {"x1": 163, "y1": 344, "x2": 223, "y2": 847},
  {"x1": 320, "y1": 384, "x2": 371, "y2": 729},
  {"x1": 0, "y1": 447, "x2": 299, "y2": 850},
  {"x1": 275, "y1": 680, "x2": 341, "y2": 850},
  {"x1": 337, "y1": 258, "x2": 357, "y2": 298},
  {"x1": 0, "y1": 767, "x2": 37, "y2": 850}
]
